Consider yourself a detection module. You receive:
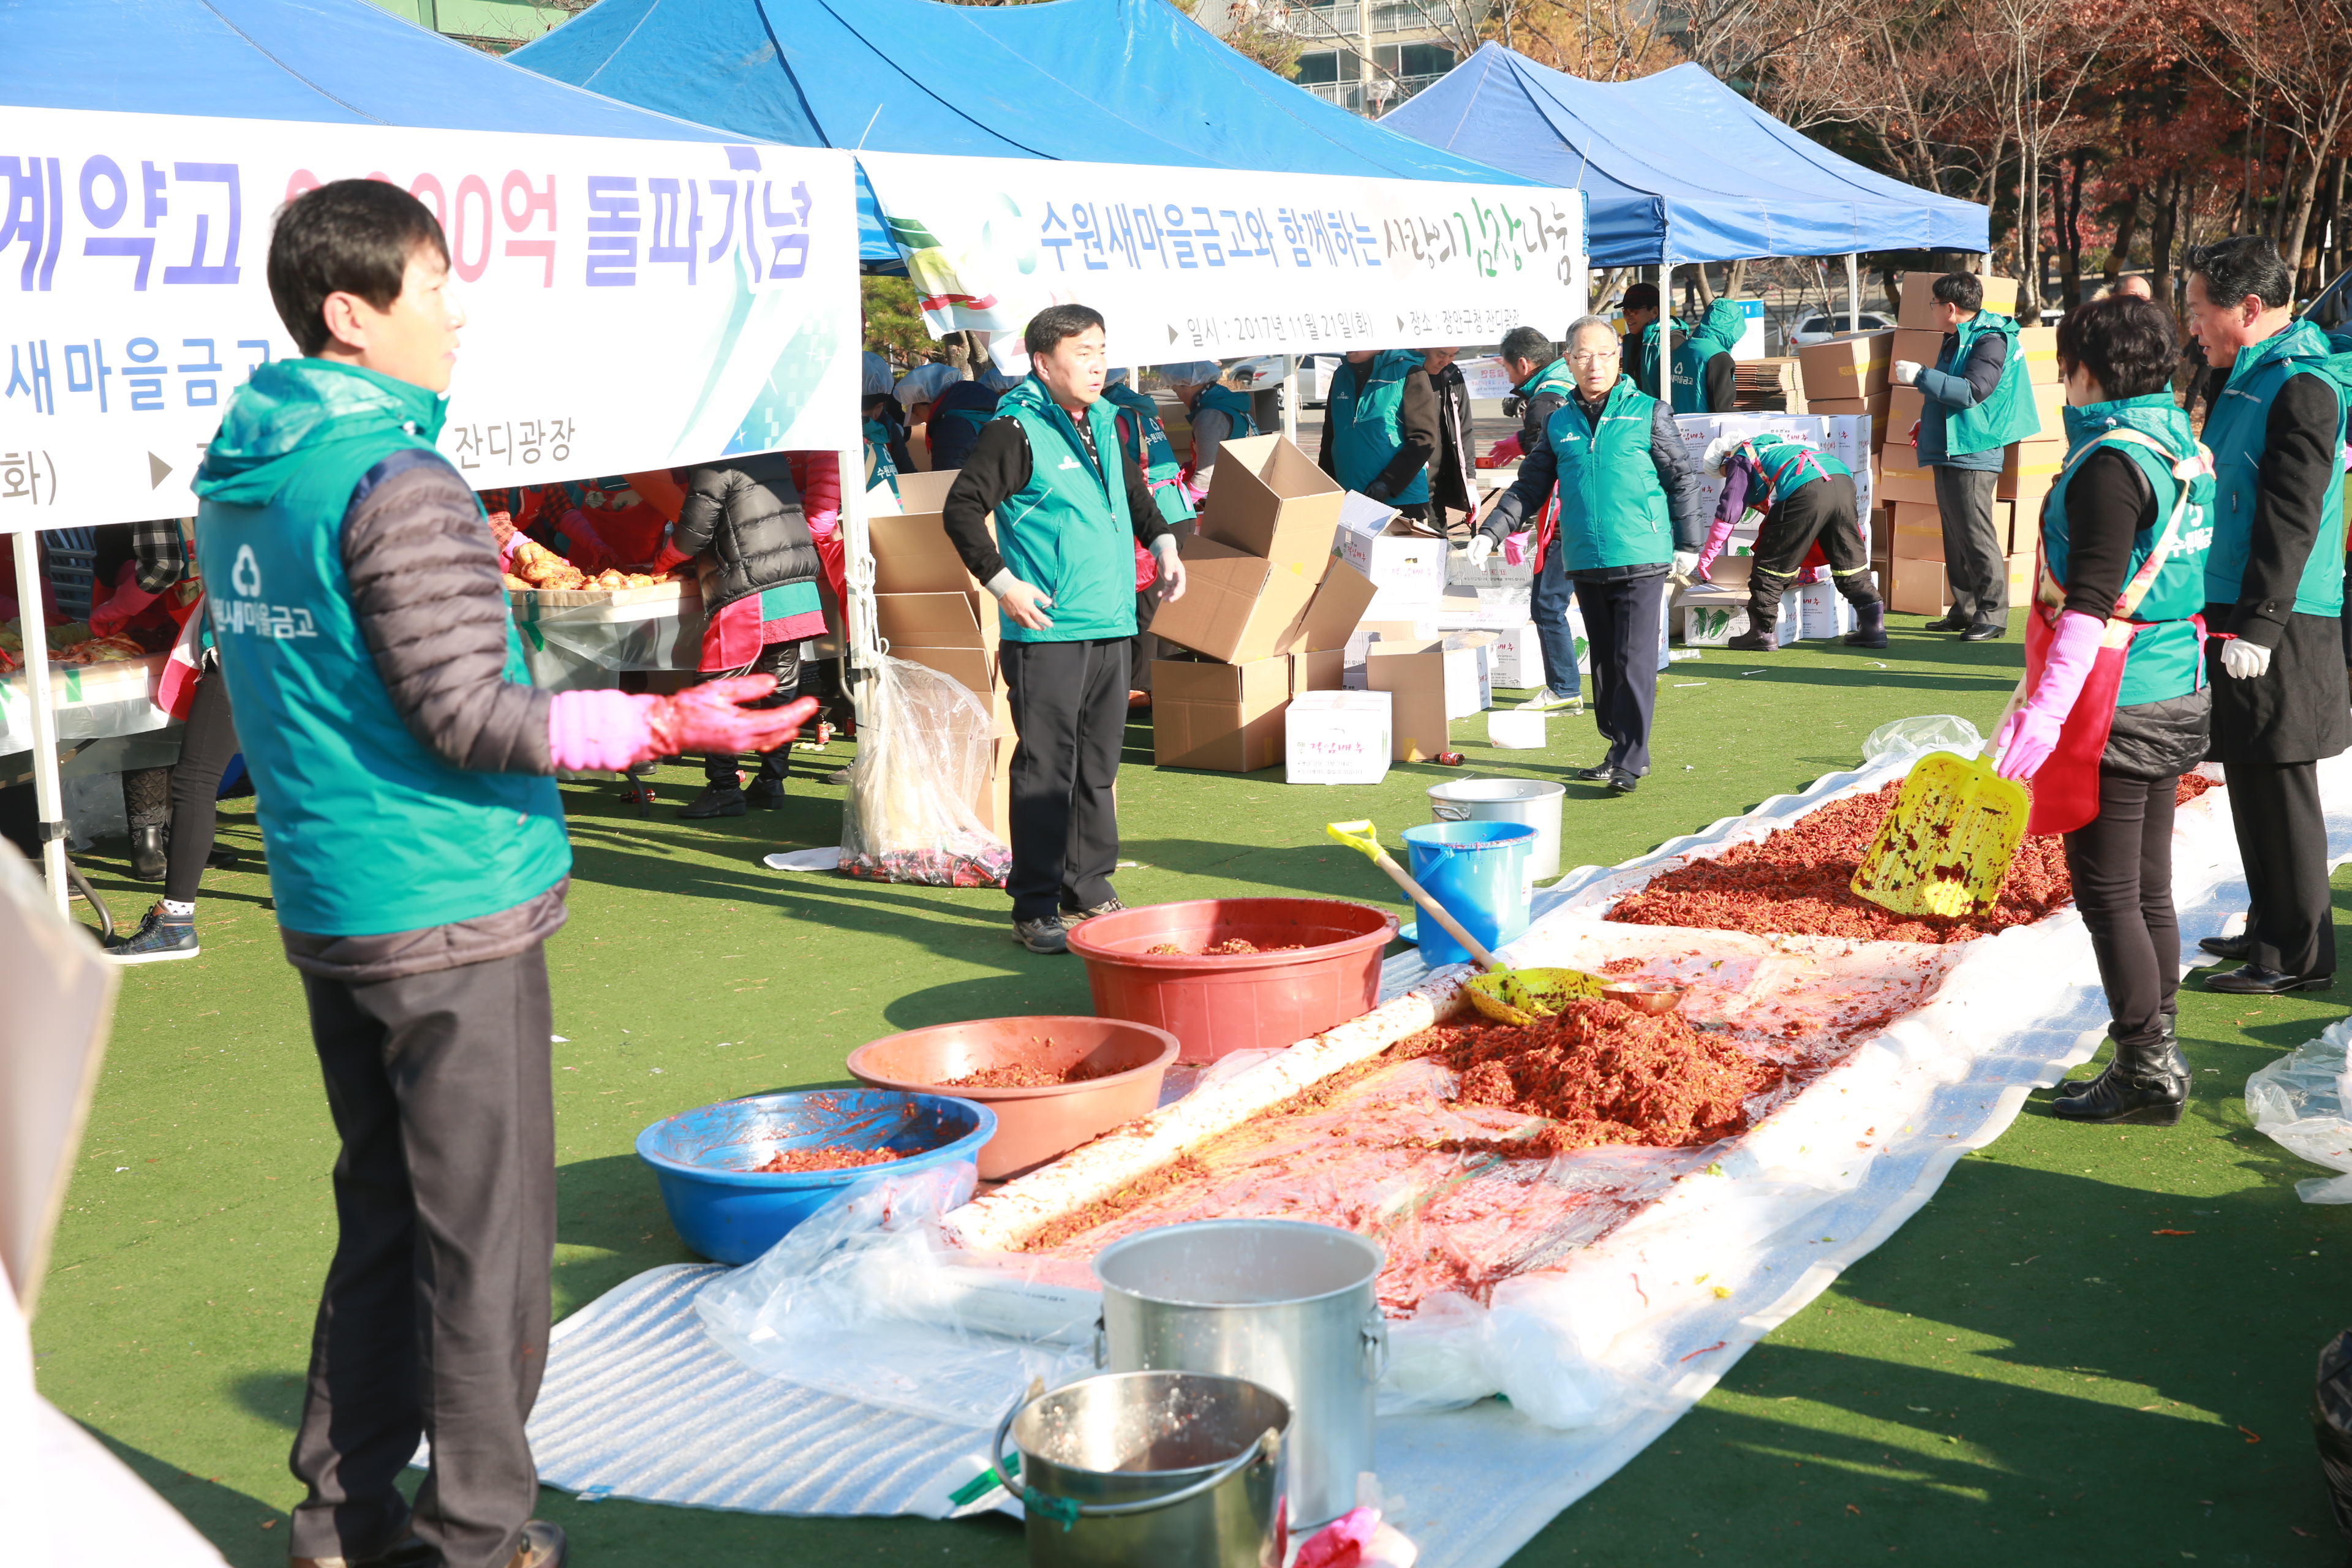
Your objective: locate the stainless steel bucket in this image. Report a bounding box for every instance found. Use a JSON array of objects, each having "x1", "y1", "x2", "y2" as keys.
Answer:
[
  {"x1": 1094, "y1": 1219, "x2": 1385, "y2": 1532},
  {"x1": 997, "y1": 1371, "x2": 1289, "y2": 1568},
  {"x1": 1428, "y1": 776, "x2": 1567, "y2": 882}
]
